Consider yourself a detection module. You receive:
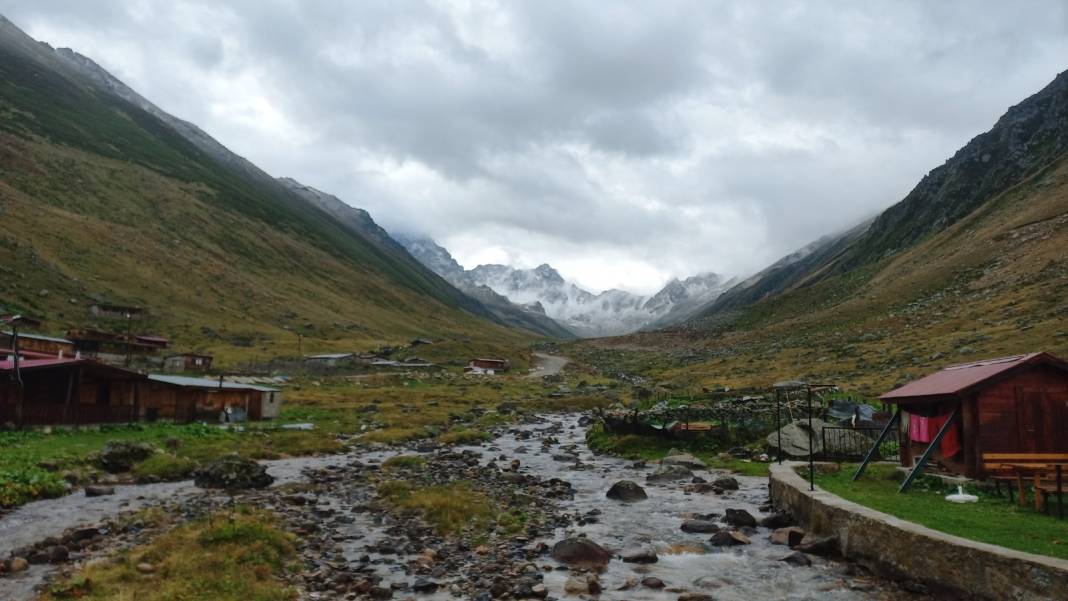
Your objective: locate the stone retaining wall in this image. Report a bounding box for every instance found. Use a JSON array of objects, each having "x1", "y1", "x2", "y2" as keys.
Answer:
[{"x1": 769, "y1": 463, "x2": 1068, "y2": 601}]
